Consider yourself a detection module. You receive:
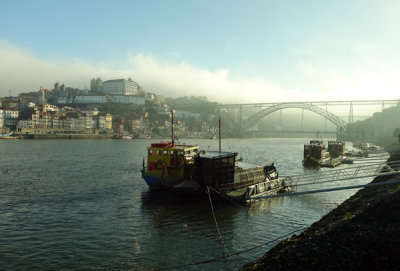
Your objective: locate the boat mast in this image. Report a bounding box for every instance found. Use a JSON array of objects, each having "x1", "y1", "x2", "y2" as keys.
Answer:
[
  {"x1": 171, "y1": 109, "x2": 174, "y2": 145},
  {"x1": 219, "y1": 118, "x2": 221, "y2": 154}
]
